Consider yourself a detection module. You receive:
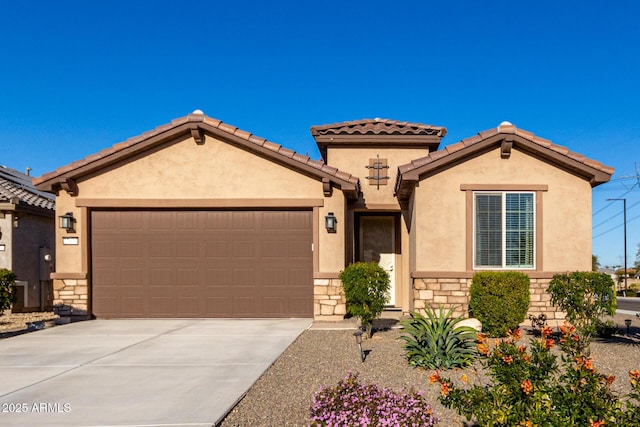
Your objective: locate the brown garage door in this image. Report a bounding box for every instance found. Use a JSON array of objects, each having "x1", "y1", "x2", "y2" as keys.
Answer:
[{"x1": 91, "y1": 210, "x2": 313, "y2": 318}]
